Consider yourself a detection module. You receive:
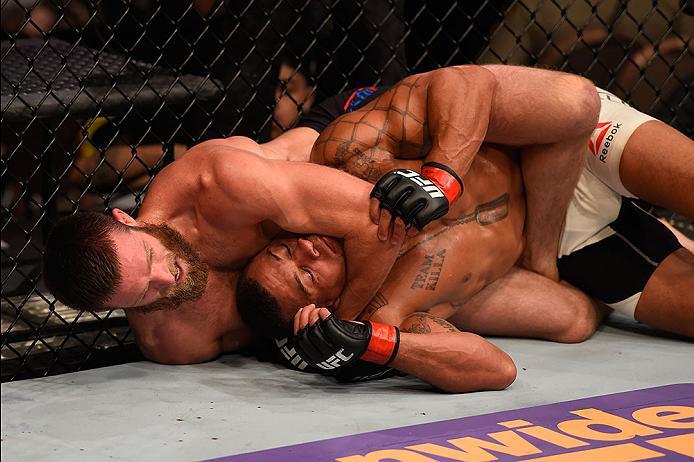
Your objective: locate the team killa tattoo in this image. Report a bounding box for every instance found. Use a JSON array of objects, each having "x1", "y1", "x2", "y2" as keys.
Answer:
[{"x1": 411, "y1": 249, "x2": 446, "y2": 290}]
